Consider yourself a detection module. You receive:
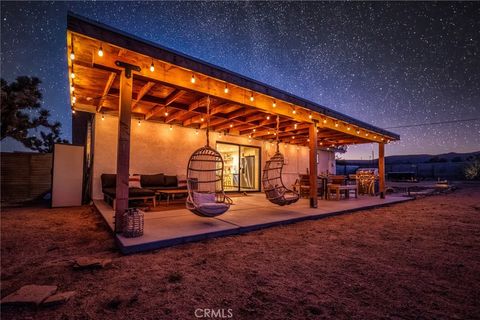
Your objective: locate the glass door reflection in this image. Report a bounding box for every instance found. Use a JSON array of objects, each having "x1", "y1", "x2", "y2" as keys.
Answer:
[
  {"x1": 240, "y1": 146, "x2": 260, "y2": 191},
  {"x1": 217, "y1": 143, "x2": 239, "y2": 192}
]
